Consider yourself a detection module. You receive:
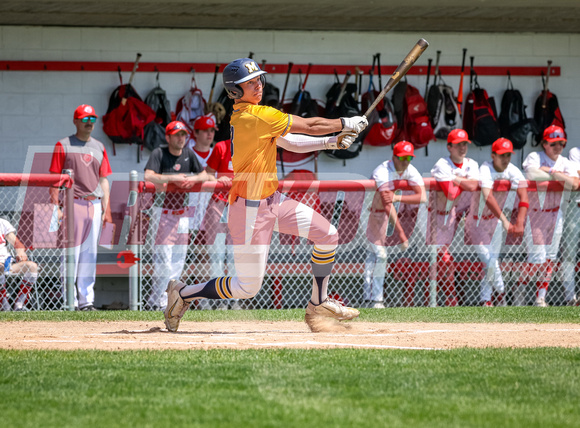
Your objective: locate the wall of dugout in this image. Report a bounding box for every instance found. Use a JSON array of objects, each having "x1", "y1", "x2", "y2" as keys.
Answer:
[{"x1": 1, "y1": 172, "x2": 579, "y2": 310}]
